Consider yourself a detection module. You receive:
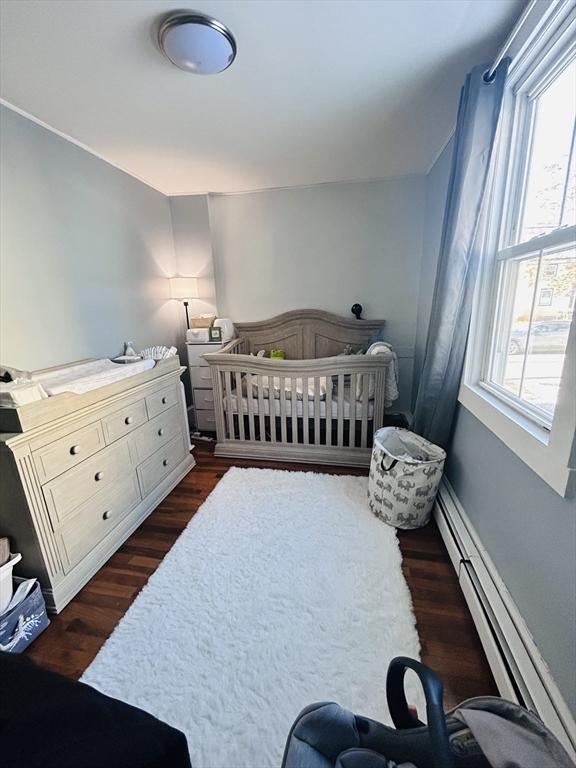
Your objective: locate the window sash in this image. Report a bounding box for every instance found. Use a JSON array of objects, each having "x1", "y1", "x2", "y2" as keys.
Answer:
[
  {"x1": 477, "y1": 38, "x2": 576, "y2": 429},
  {"x1": 496, "y1": 225, "x2": 576, "y2": 262},
  {"x1": 477, "y1": 379, "x2": 556, "y2": 430},
  {"x1": 503, "y1": 93, "x2": 537, "y2": 249},
  {"x1": 481, "y1": 226, "x2": 576, "y2": 429},
  {"x1": 499, "y1": 36, "x2": 576, "y2": 249}
]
